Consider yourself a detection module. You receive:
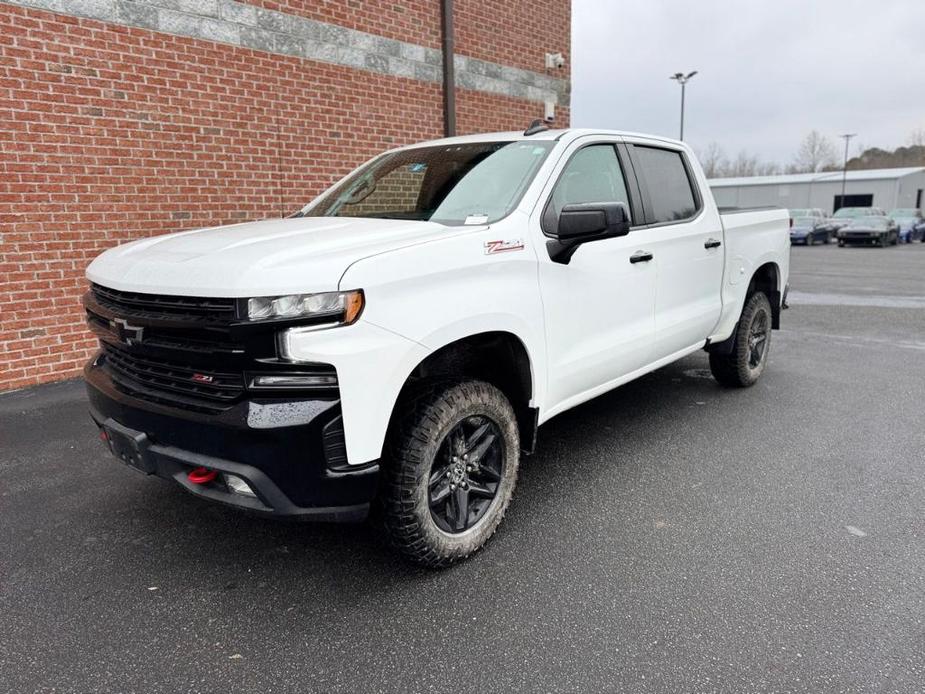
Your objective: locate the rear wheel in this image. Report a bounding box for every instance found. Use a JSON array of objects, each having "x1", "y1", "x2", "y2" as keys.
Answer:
[
  {"x1": 709, "y1": 292, "x2": 773, "y2": 388},
  {"x1": 382, "y1": 380, "x2": 520, "y2": 568}
]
